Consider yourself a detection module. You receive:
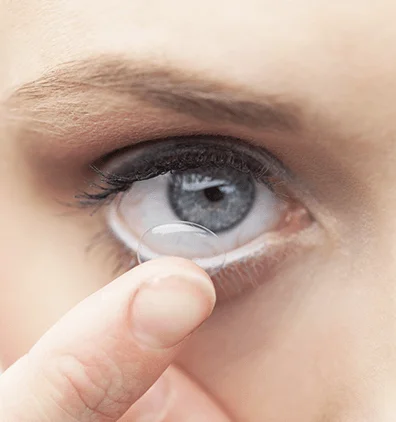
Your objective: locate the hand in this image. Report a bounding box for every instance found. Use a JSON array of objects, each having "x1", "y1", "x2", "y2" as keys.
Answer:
[{"x1": 0, "y1": 257, "x2": 230, "y2": 421}]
